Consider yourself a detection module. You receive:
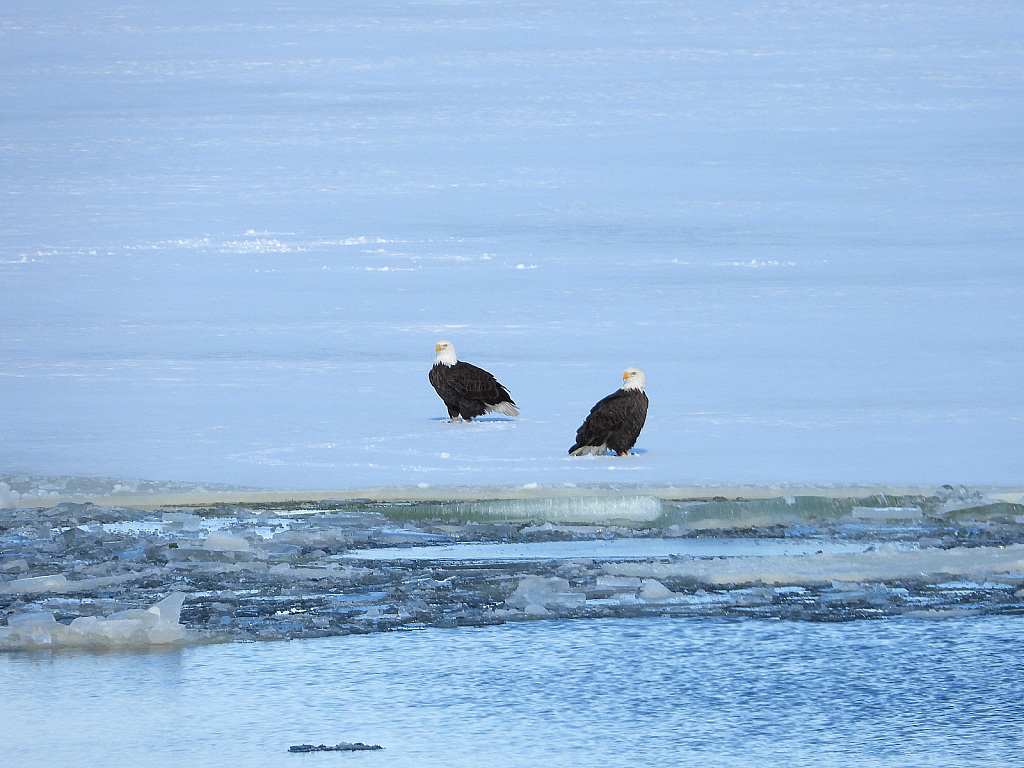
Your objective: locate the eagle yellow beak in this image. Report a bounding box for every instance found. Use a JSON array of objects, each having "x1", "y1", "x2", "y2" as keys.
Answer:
[
  {"x1": 435, "y1": 343, "x2": 443, "y2": 352},
  {"x1": 623, "y1": 371, "x2": 632, "y2": 380}
]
